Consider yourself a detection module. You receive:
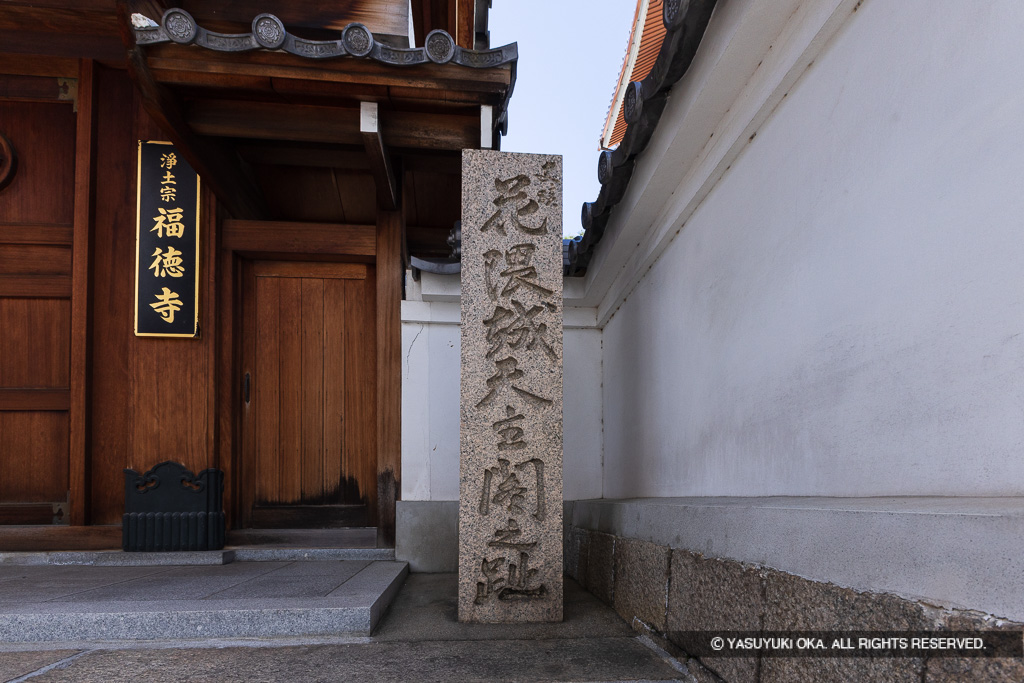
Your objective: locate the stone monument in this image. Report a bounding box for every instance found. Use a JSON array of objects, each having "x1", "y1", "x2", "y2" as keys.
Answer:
[{"x1": 458, "y1": 150, "x2": 563, "y2": 623}]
